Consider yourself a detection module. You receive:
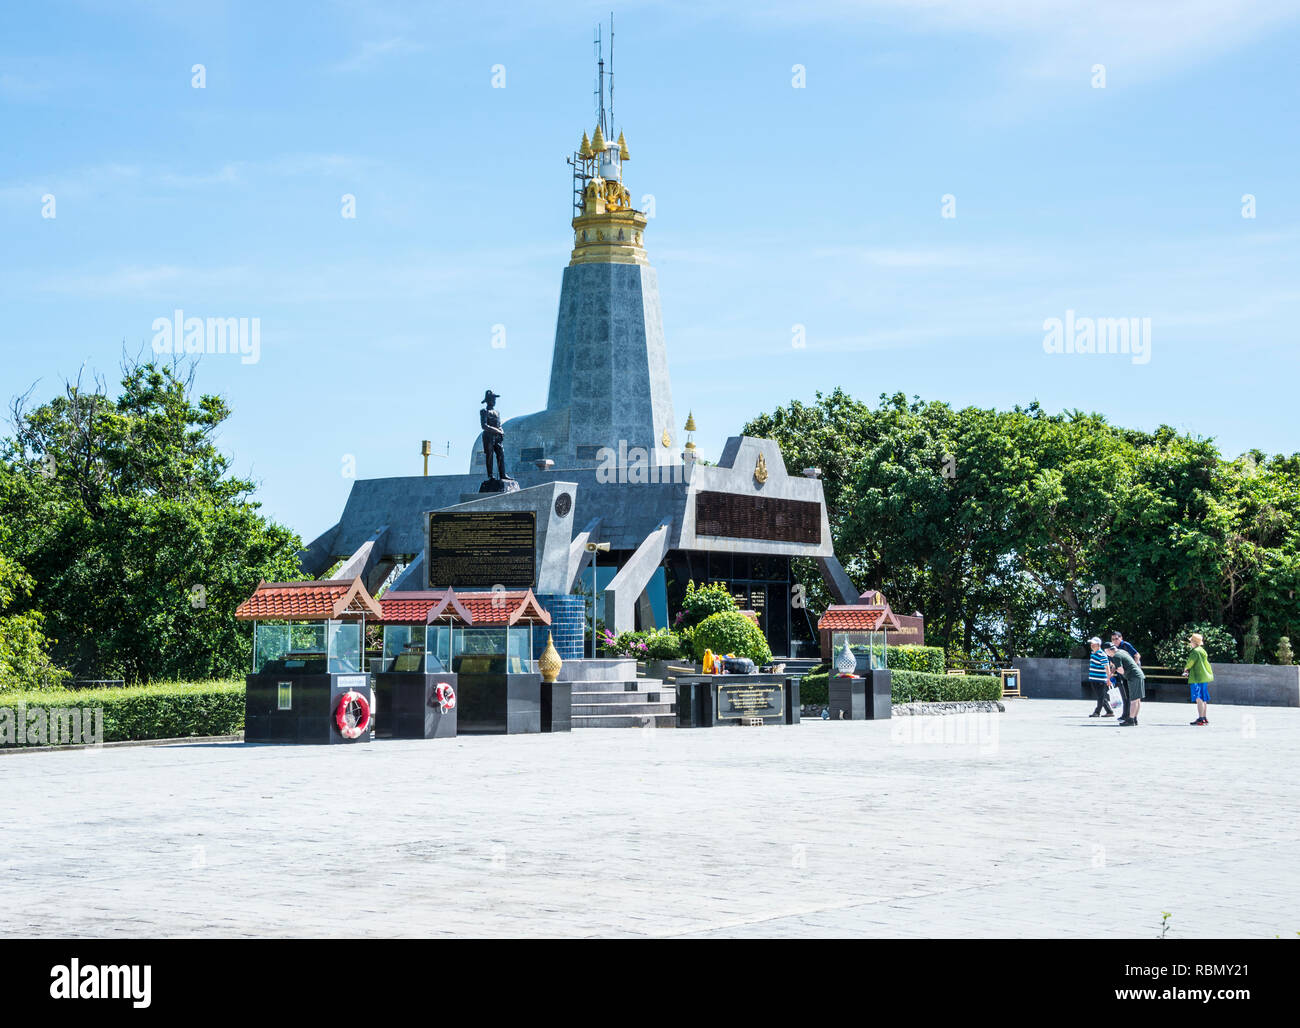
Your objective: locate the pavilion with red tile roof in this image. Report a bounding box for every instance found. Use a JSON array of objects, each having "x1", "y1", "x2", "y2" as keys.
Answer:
[
  {"x1": 375, "y1": 589, "x2": 477, "y2": 626},
  {"x1": 235, "y1": 577, "x2": 381, "y2": 621}
]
